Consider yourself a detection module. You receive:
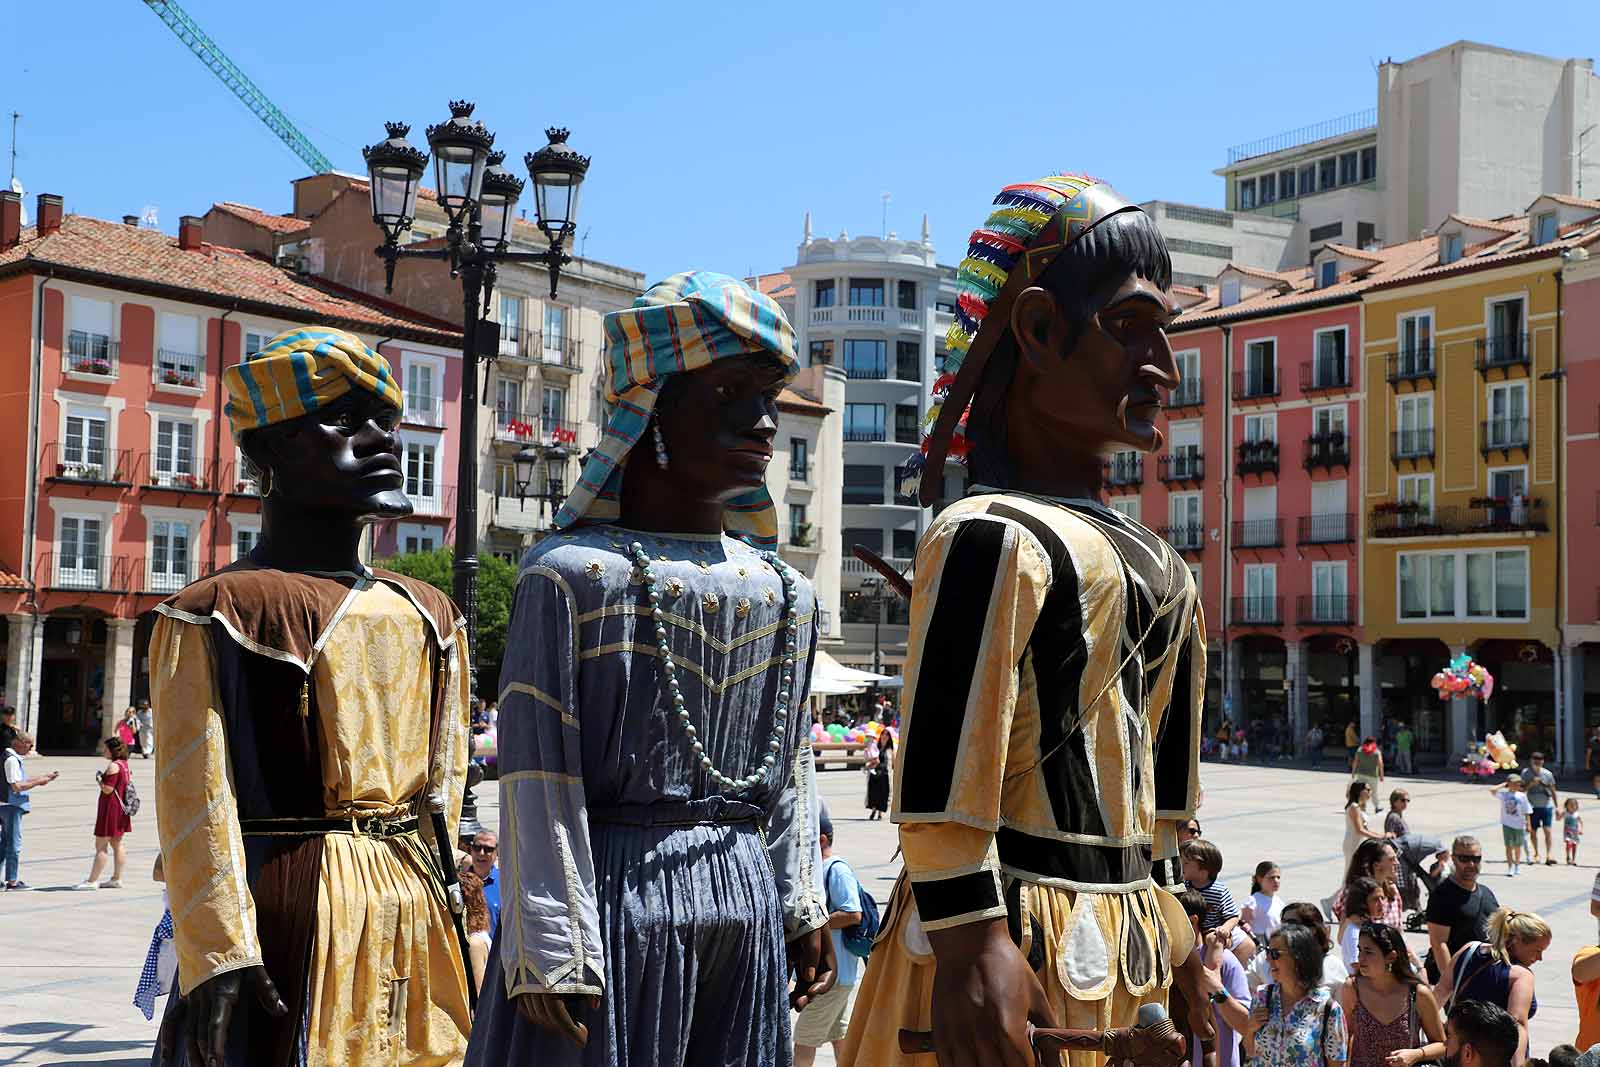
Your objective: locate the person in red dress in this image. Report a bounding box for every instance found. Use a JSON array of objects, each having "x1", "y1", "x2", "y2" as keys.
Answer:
[{"x1": 75, "y1": 735, "x2": 132, "y2": 890}]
